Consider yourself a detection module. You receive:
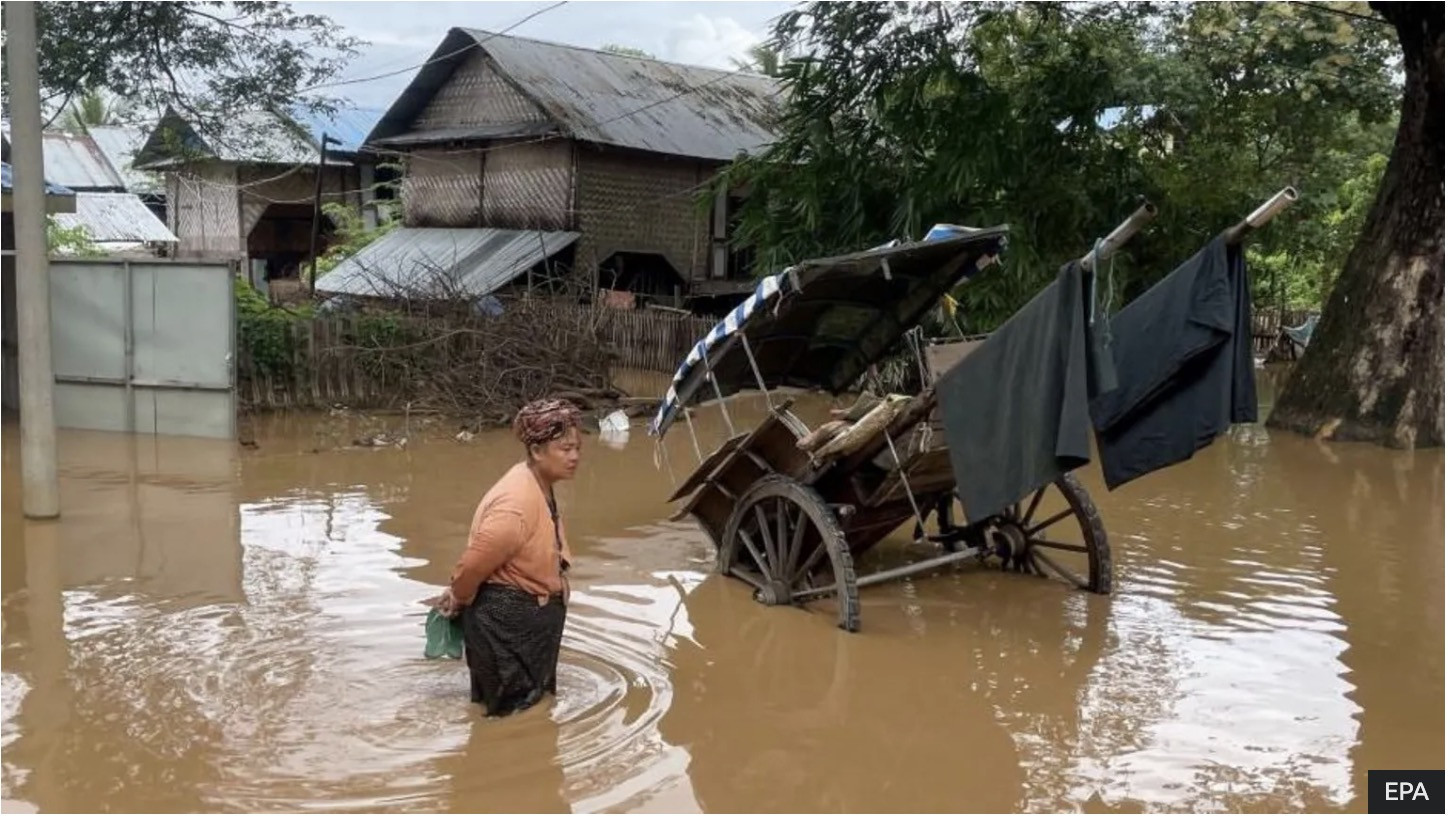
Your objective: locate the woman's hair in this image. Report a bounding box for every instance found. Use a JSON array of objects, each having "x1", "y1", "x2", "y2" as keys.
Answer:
[{"x1": 513, "y1": 398, "x2": 582, "y2": 448}]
